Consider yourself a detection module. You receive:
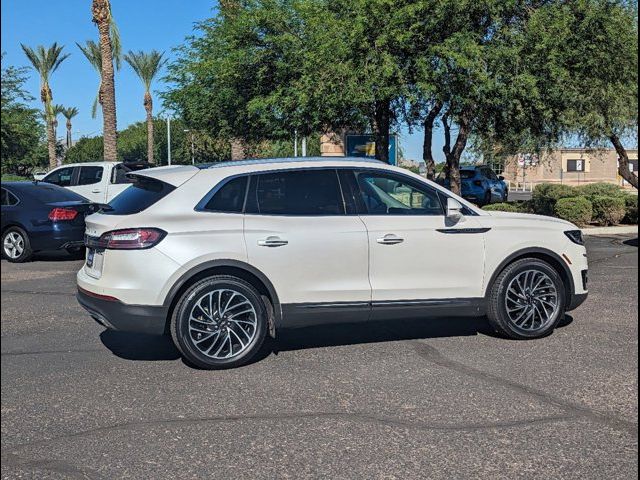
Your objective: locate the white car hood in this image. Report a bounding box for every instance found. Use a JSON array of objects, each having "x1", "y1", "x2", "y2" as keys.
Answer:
[{"x1": 484, "y1": 210, "x2": 577, "y2": 229}]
